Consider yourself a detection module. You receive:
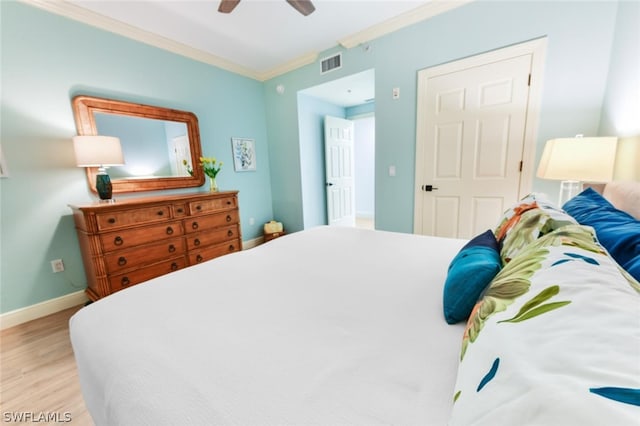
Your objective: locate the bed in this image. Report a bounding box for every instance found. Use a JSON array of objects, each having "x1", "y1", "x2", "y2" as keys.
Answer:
[{"x1": 70, "y1": 184, "x2": 640, "y2": 426}]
